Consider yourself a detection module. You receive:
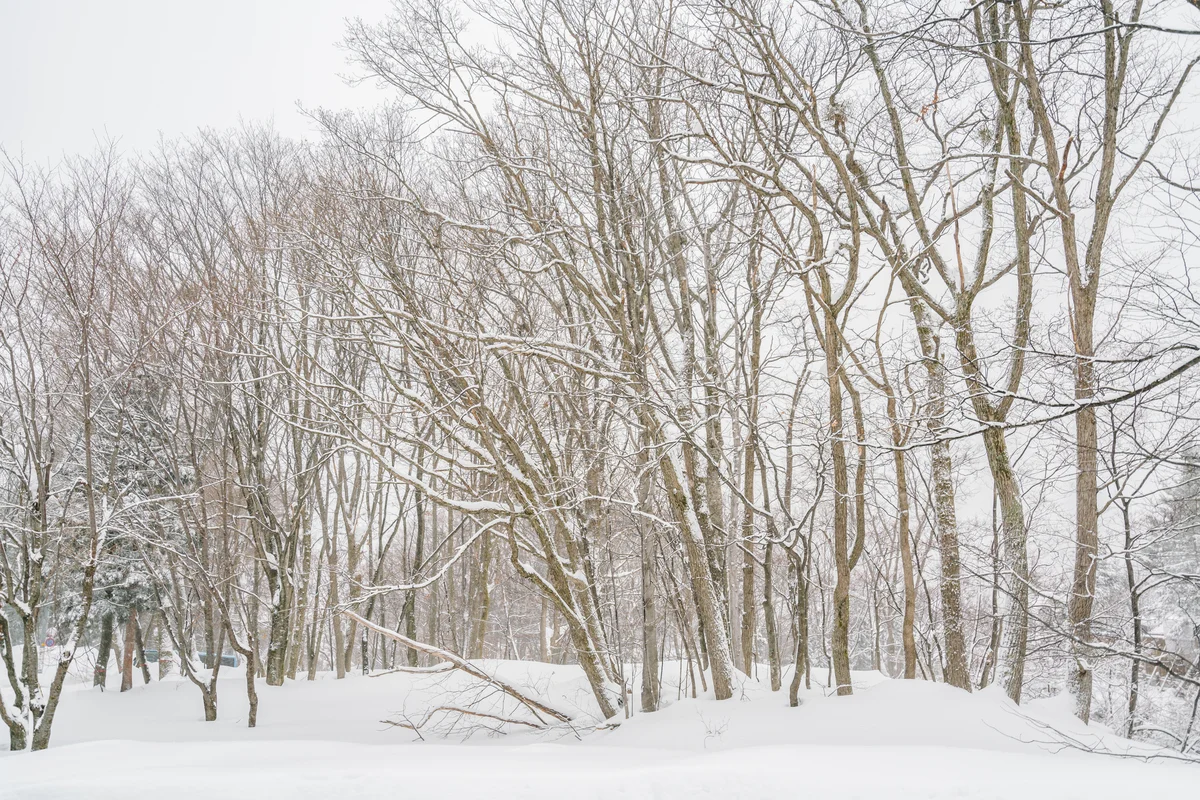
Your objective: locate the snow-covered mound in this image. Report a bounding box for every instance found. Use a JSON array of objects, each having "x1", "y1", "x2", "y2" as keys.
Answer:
[{"x1": 1, "y1": 663, "x2": 1196, "y2": 799}]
